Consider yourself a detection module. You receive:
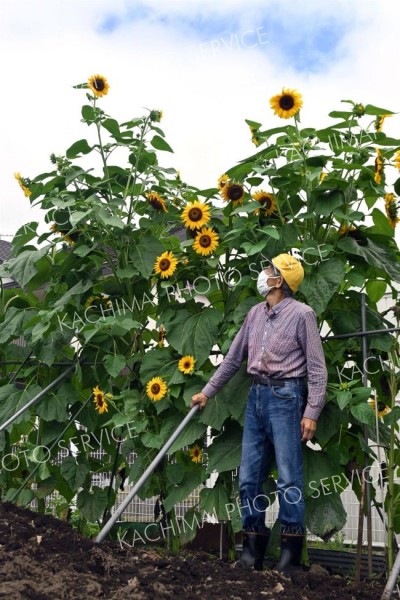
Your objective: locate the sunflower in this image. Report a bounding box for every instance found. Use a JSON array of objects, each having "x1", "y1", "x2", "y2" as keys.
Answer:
[
  {"x1": 319, "y1": 172, "x2": 328, "y2": 183},
  {"x1": 190, "y1": 445, "x2": 203, "y2": 464},
  {"x1": 368, "y1": 398, "x2": 391, "y2": 418},
  {"x1": 193, "y1": 227, "x2": 219, "y2": 256},
  {"x1": 252, "y1": 190, "x2": 277, "y2": 216},
  {"x1": 338, "y1": 224, "x2": 357, "y2": 237},
  {"x1": 384, "y1": 193, "x2": 400, "y2": 228},
  {"x1": 375, "y1": 114, "x2": 392, "y2": 132},
  {"x1": 93, "y1": 385, "x2": 110, "y2": 414},
  {"x1": 374, "y1": 148, "x2": 384, "y2": 184},
  {"x1": 88, "y1": 74, "x2": 110, "y2": 98},
  {"x1": 146, "y1": 377, "x2": 168, "y2": 401},
  {"x1": 269, "y1": 88, "x2": 303, "y2": 119},
  {"x1": 154, "y1": 251, "x2": 178, "y2": 279},
  {"x1": 393, "y1": 150, "x2": 400, "y2": 171},
  {"x1": 146, "y1": 191, "x2": 167, "y2": 212},
  {"x1": 218, "y1": 174, "x2": 230, "y2": 190},
  {"x1": 178, "y1": 355, "x2": 195, "y2": 374},
  {"x1": 149, "y1": 109, "x2": 163, "y2": 122},
  {"x1": 353, "y1": 103, "x2": 365, "y2": 117},
  {"x1": 181, "y1": 200, "x2": 211, "y2": 230},
  {"x1": 14, "y1": 172, "x2": 32, "y2": 198},
  {"x1": 49, "y1": 223, "x2": 77, "y2": 246},
  {"x1": 248, "y1": 124, "x2": 261, "y2": 147},
  {"x1": 220, "y1": 182, "x2": 245, "y2": 207}
]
